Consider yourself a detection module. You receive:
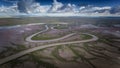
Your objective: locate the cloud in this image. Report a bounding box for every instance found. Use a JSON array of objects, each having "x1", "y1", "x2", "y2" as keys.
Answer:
[{"x1": 0, "y1": 0, "x2": 119, "y2": 17}]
